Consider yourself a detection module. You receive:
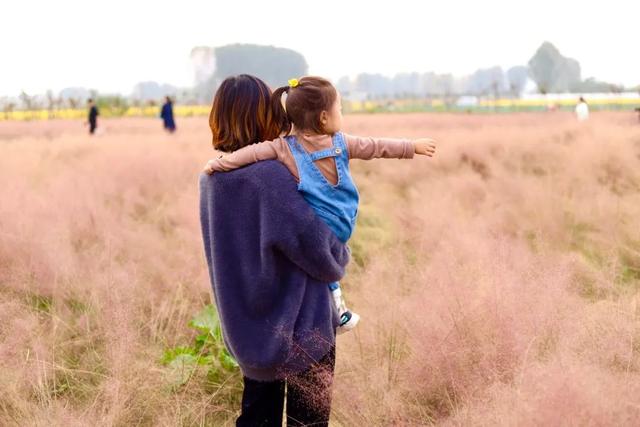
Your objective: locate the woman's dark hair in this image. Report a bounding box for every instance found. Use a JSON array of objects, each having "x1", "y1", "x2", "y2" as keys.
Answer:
[
  {"x1": 271, "y1": 76, "x2": 338, "y2": 135},
  {"x1": 209, "y1": 74, "x2": 281, "y2": 152}
]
